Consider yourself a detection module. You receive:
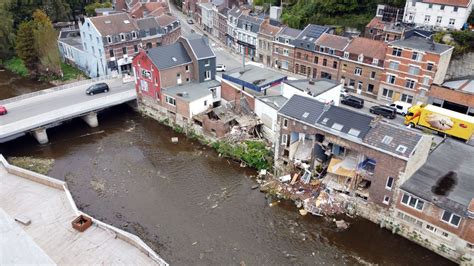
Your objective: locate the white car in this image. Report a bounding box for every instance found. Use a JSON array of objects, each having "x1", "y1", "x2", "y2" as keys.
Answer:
[
  {"x1": 387, "y1": 101, "x2": 412, "y2": 116},
  {"x1": 216, "y1": 64, "x2": 226, "y2": 72},
  {"x1": 340, "y1": 88, "x2": 349, "y2": 98}
]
